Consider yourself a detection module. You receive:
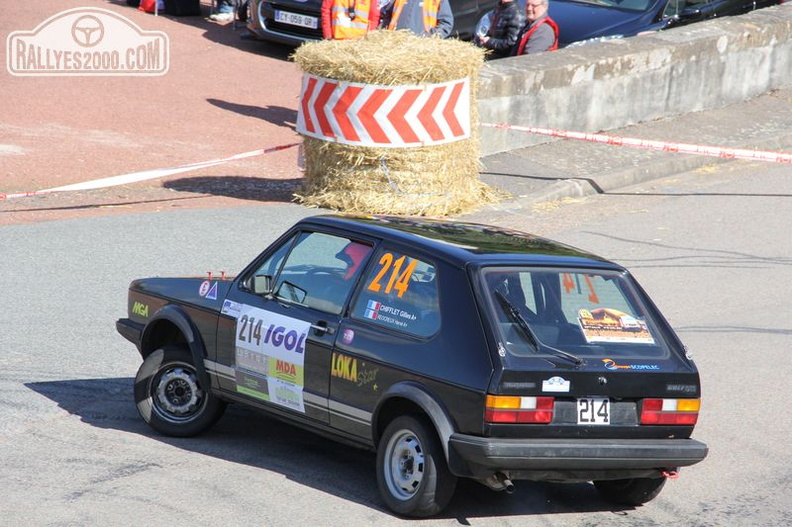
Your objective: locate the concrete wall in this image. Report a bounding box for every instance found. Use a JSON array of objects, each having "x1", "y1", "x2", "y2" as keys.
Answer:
[{"x1": 478, "y1": 4, "x2": 792, "y2": 156}]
